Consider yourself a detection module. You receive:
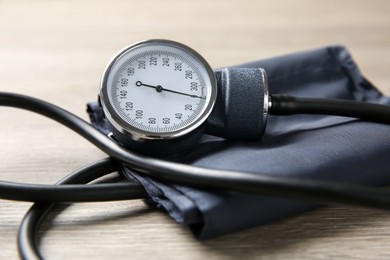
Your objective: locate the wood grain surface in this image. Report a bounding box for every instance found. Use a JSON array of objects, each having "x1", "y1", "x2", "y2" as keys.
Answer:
[{"x1": 0, "y1": 0, "x2": 389, "y2": 259}]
